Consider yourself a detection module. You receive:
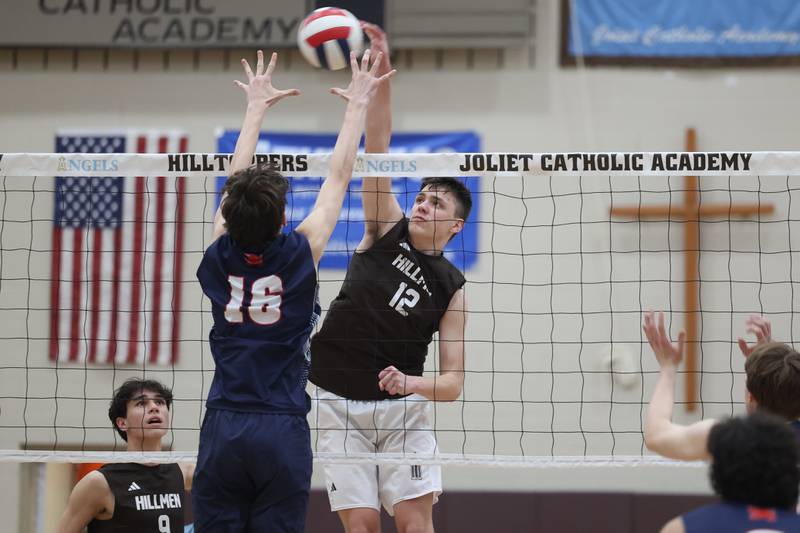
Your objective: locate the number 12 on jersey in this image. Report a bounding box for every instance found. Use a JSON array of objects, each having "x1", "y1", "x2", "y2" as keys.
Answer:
[
  {"x1": 389, "y1": 282, "x2": 420, "y2": 317},
  {"x1": 225, "y1": 275, "x2": 283, "y2": 325}
]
